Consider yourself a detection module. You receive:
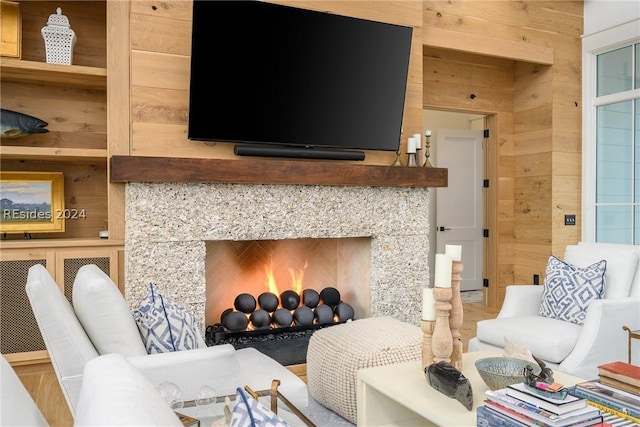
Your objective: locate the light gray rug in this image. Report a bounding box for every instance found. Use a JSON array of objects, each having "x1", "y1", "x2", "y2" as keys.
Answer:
[{"x1": 304, "y1": 391, "x2": 355, "y2": 427}]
